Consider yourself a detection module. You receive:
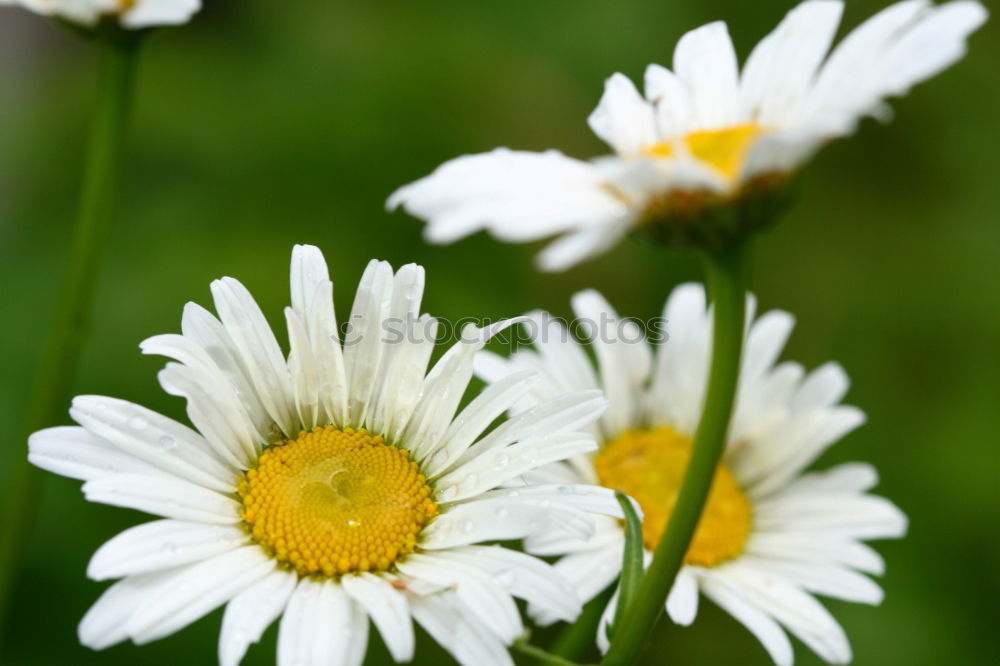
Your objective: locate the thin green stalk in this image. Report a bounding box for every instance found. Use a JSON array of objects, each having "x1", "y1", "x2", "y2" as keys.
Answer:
[
  {"x1": 0, "y1": 35, "x2": 140, "y2": 640},
  {"x1": 550, "y1": 585, "x2": 614, "y2": 662},
  {"x1": 513, "y1": 639, "x2": 594, "y2": 666},
  {"x1": 601, "y1": 242, "x2": 749, "y2": 666}
]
